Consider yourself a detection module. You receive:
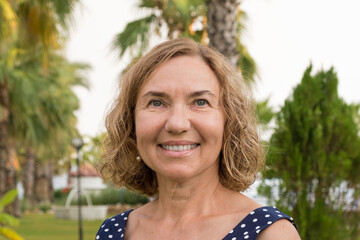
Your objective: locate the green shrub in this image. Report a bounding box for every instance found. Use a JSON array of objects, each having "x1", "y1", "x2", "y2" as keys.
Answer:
[
  {"x1": 38, "y1": 202, "x2": 51, "y2": 213},
  {"x1": 20, "y1": 199, "x2": 29, "y2": 213},
  {"x1": 90, "y1": 187, "x2": 123, "y2": 205},
  {"x1": 53, "y1": 188, "x2": 70, "y2": 206},
  {"x1": 53, "y1": 188, "x2": 69, "y2": 200},
  {"x1": 63, "y1": 187, "x2": 150, "y2": 206},
  {"x1": 261, "y1": 65, "x2": 360, "y2": 240},
  {"x1": 120, "y1": 188, "x2": 149, "y2": 205}
]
